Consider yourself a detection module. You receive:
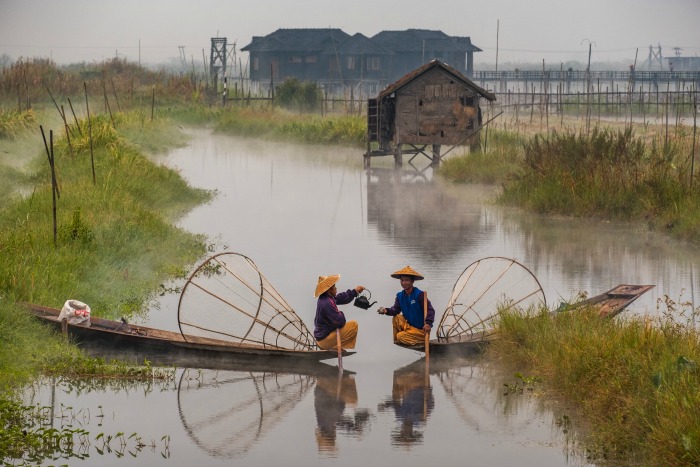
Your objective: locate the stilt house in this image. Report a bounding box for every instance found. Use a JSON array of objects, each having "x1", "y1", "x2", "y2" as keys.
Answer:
[{"x1": 367, "y1": 60, "x2": 496, "y2": 153}]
